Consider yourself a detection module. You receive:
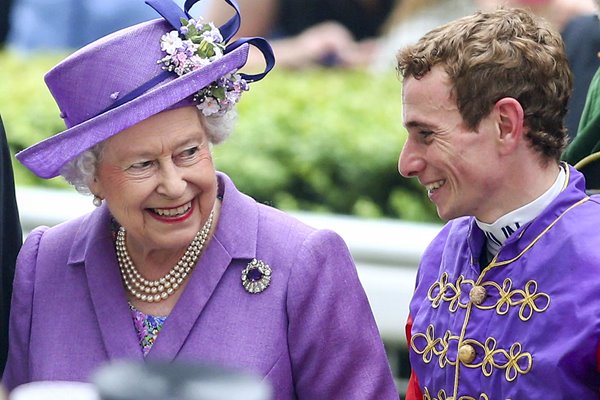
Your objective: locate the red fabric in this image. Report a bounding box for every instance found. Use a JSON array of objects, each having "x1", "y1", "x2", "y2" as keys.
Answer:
[
  {"x1": 404, "y1": 314, "x2": 423, "y2": 400},
  {"x1": 597, "y1": 341, "x2": 600, "y2": 372},
  {"x1": 597, "y1": 343, "x2": 600, "y2": 394}
]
